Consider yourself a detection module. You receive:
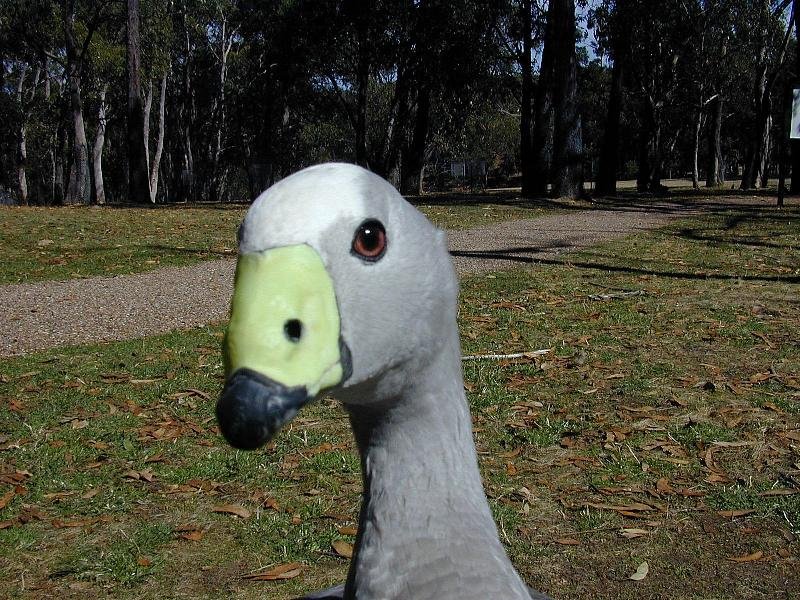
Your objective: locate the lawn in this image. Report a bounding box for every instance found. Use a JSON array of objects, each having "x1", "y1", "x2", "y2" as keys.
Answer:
[
  {"x1": 0, "y1": 197, "x2": 545, "y2": 285},
  {"x1": 0, "y1": 204, "x2": 798, "y2": 599}
]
